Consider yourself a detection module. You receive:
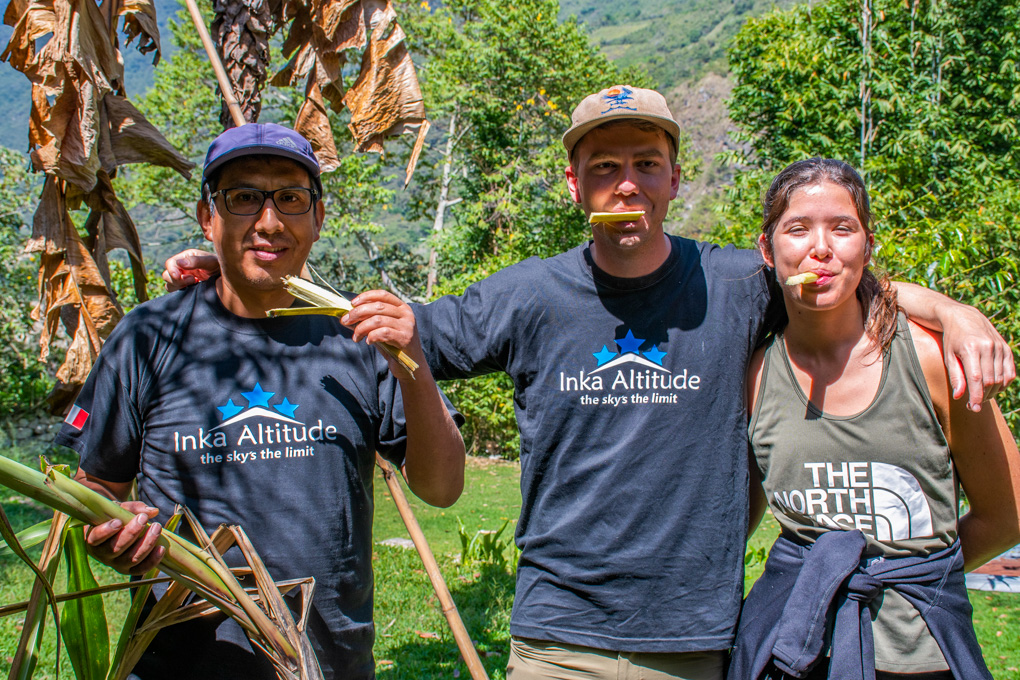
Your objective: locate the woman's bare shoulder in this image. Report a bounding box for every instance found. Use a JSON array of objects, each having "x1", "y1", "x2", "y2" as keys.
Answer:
[{"x1": 905, "y1": 317, "x2": 950, "y2": 422}]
